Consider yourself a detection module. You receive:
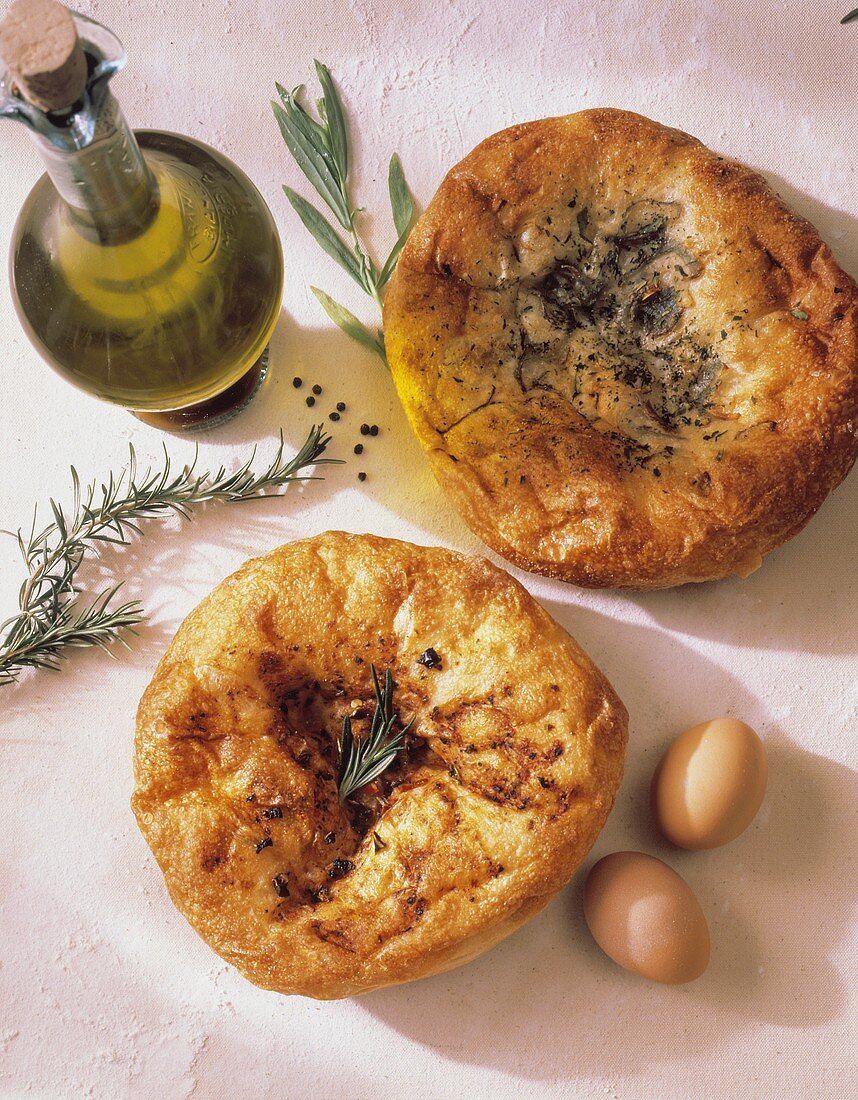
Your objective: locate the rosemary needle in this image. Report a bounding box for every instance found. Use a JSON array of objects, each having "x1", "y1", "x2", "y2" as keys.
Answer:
[{"x1": 0, "y1": 425, "x2": 338, "y2": 685}]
